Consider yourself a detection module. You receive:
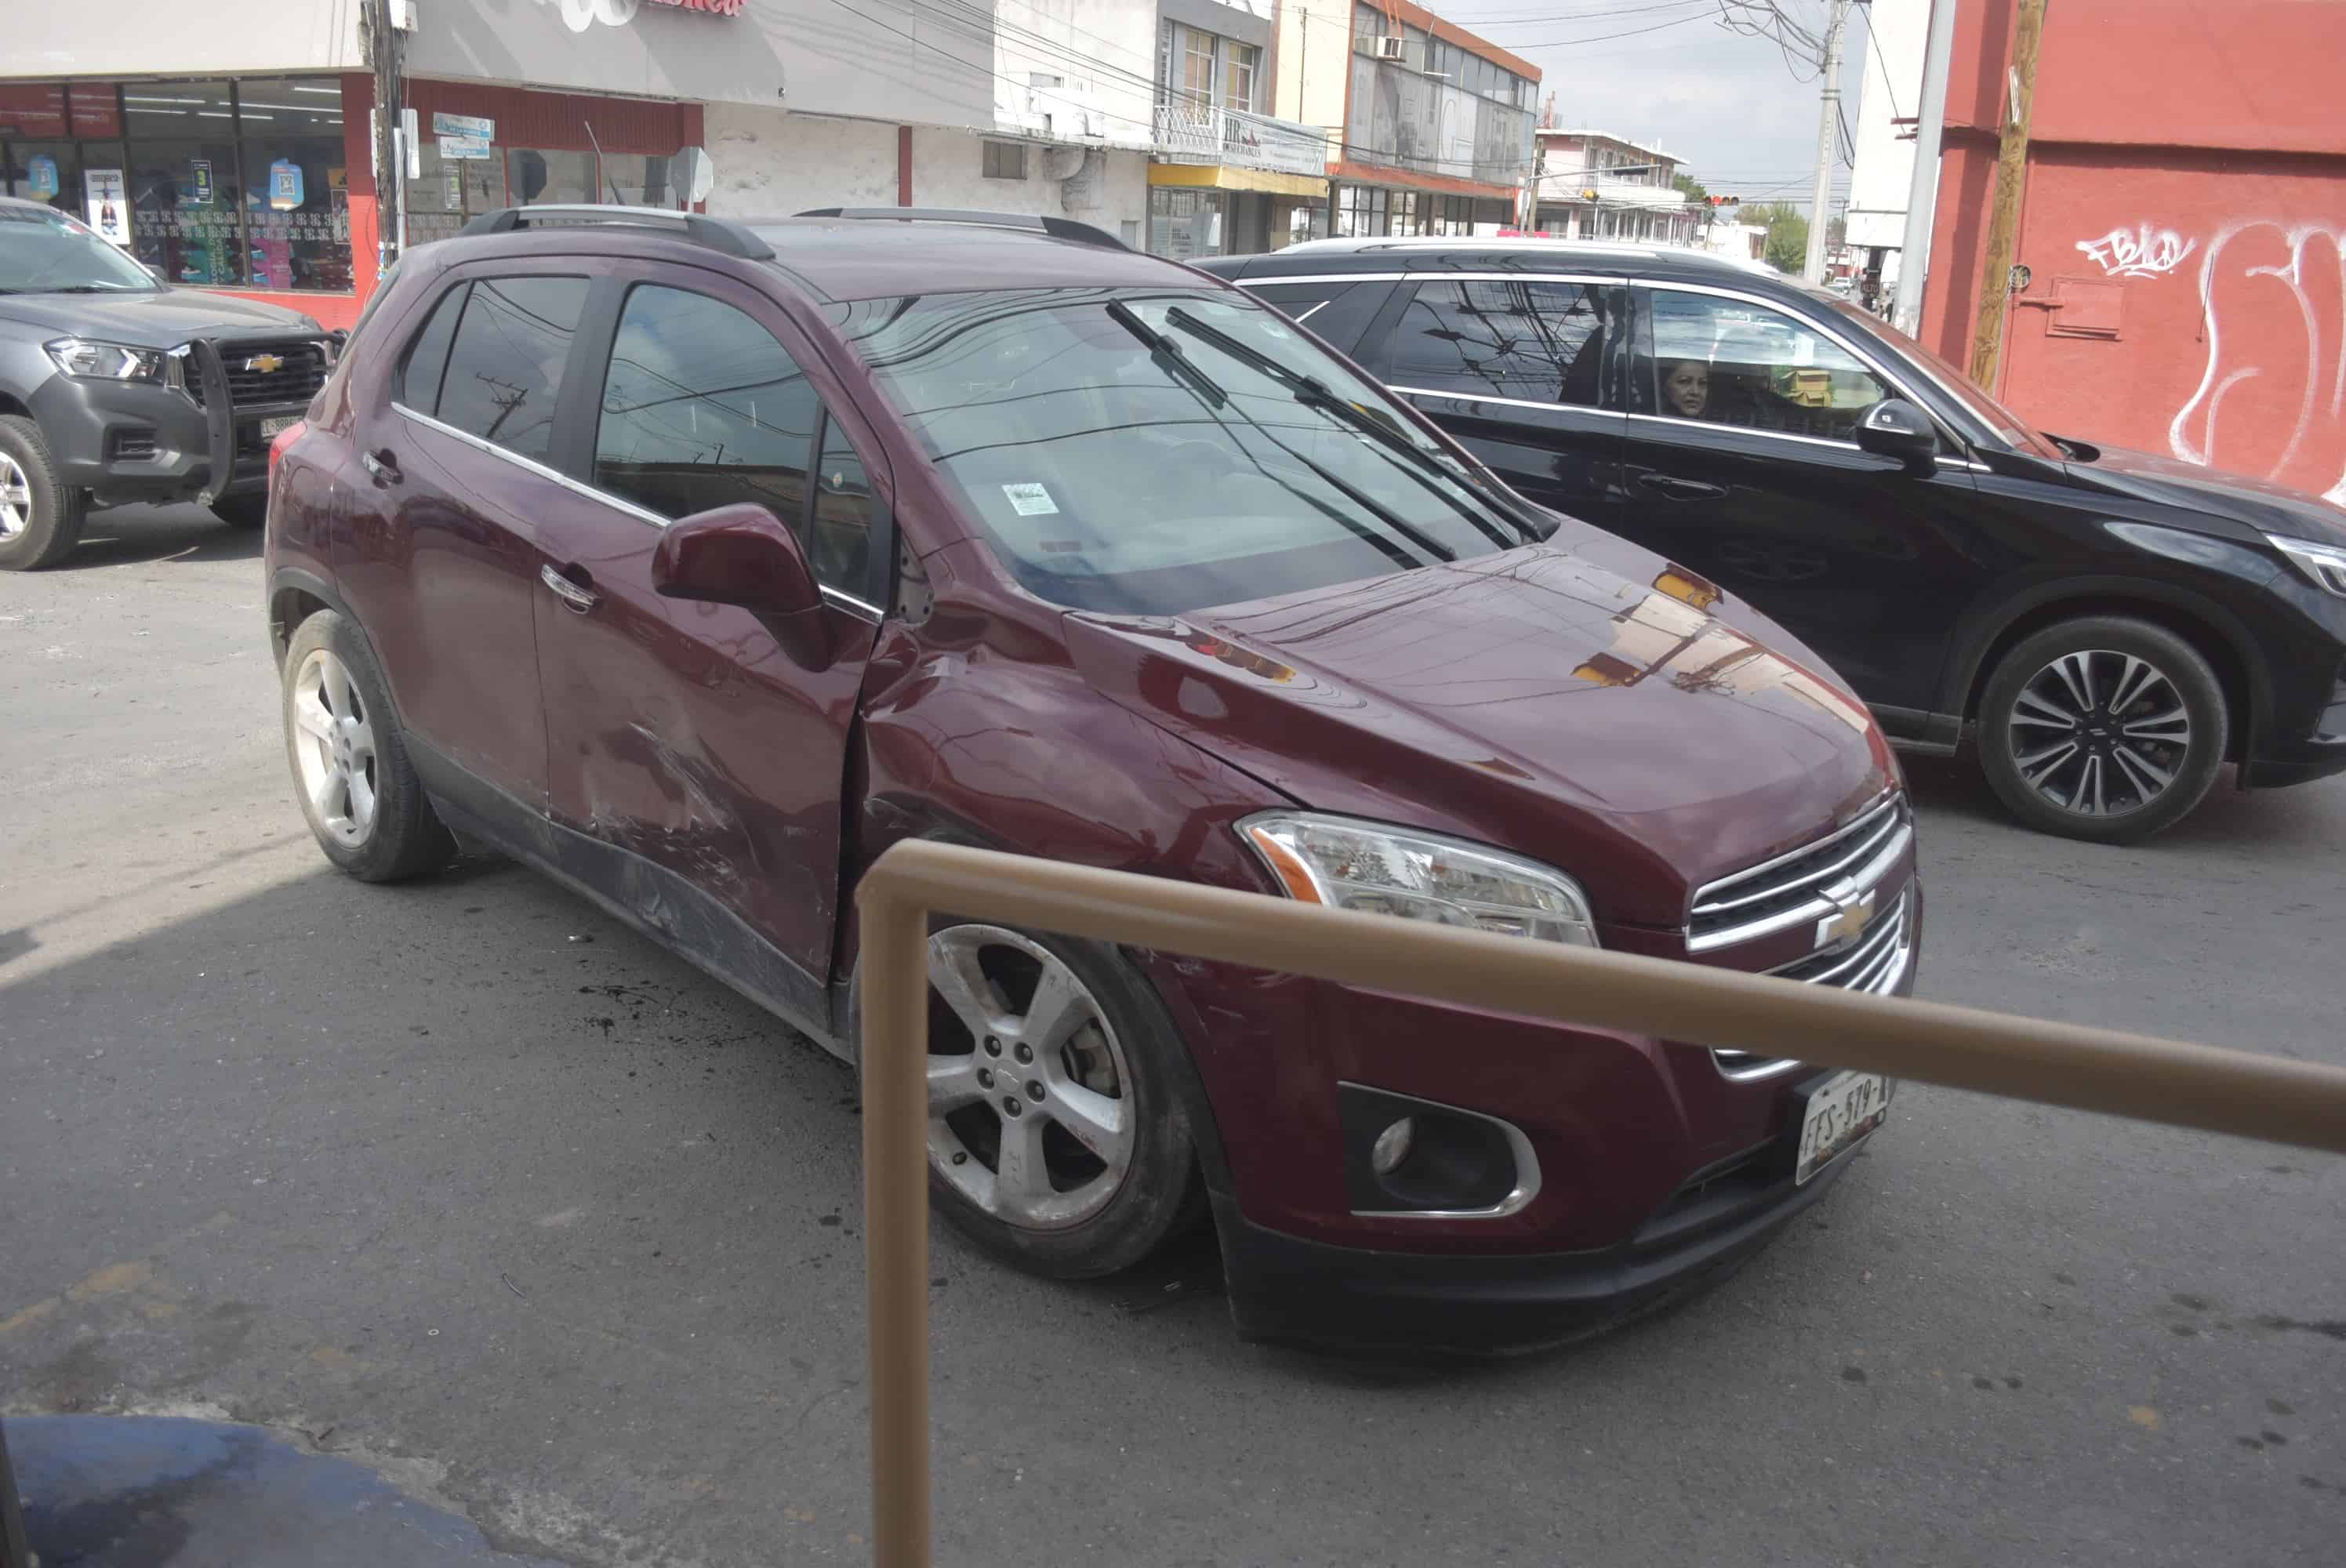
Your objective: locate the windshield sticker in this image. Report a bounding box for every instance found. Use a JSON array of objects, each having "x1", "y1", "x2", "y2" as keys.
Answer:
[{"x1": 1001, "y1": 482, "x2": 1059, "y2": 517}]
